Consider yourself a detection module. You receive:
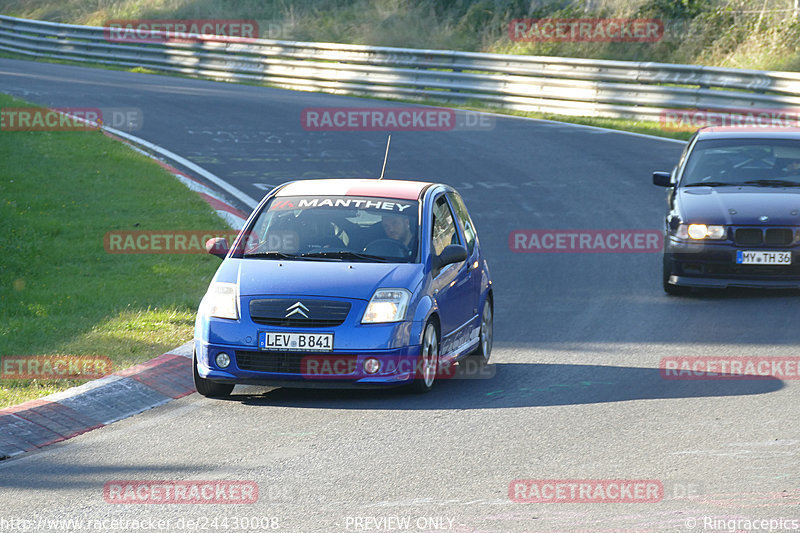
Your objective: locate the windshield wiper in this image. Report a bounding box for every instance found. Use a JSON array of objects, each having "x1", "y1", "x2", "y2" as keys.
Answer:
[
  {"x1": 242, "y1": 251, "x2": 301, "y2": 260},
  {"x1": 300, "y1": 250, "x2": 392, "y2": 263},
  {"x1": 683, "y1": 181, "x2": 738, "y2": 187},
  {"x1": 743, "y1": 179, "x2": 800, "y2": 187}
]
